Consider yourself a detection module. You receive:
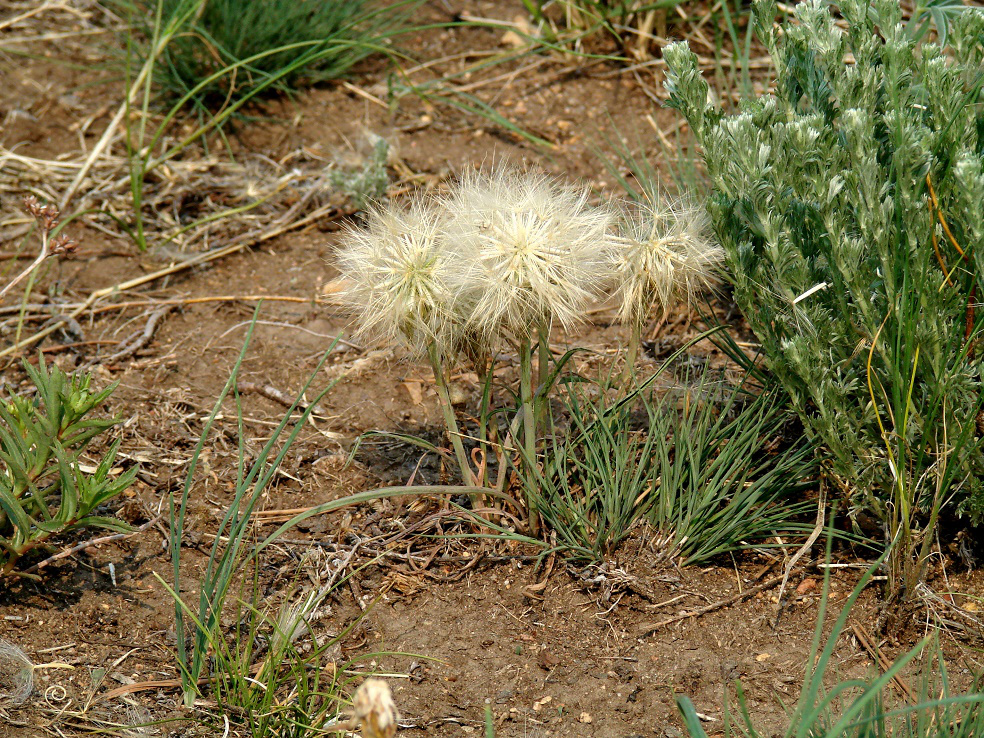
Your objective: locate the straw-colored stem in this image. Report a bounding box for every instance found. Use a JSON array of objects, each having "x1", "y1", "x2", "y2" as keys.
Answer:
[
  {"x1": 1, "y1": 231, "x2": 48, "y2": 305},
  {"x1": 427, "y1": 344, "x2": 475, "y2": 488}
]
